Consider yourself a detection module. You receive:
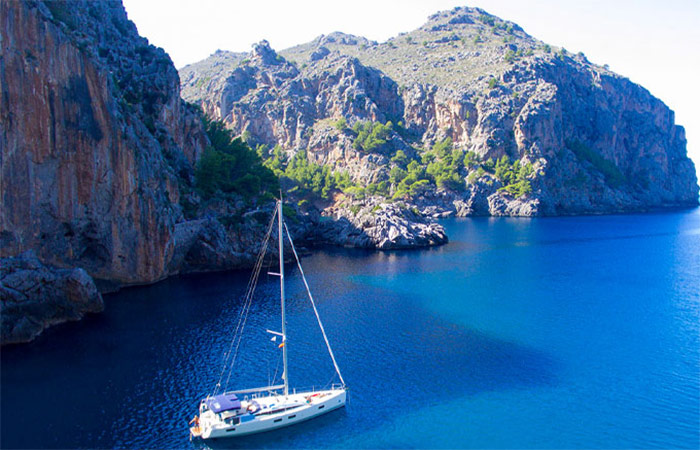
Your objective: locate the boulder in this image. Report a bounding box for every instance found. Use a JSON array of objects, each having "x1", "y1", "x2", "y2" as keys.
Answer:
[
  {"x1": 1, "y1": 252, "x2": 103, "y2": 345},
  {"x1": 315, "y1": 198, "x2": 448, "y2": 249},
  {"x1": 487, "y1": 191, "x2": 540, "y2": 216}
]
